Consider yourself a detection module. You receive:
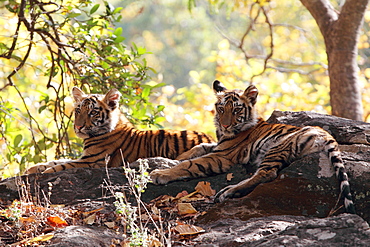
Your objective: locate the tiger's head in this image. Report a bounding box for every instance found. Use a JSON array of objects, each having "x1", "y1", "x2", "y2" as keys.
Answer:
[
  {"x1": 213, "y1": 80, "x2": 259, "y2": 139},
  {"x1": 72, "y1": 87, "x2": 122, "y2": 138}
]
